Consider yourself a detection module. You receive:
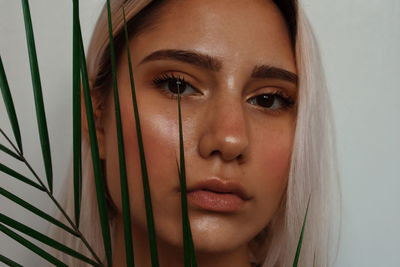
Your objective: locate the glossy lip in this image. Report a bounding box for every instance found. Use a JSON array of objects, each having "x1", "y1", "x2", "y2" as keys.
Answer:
[
  {"x1": 185, "y1": 178, "x2": 252, "y2": 201},
  {"x1": 182, "y1": 178, "x2": 252, "y2": 212}
]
